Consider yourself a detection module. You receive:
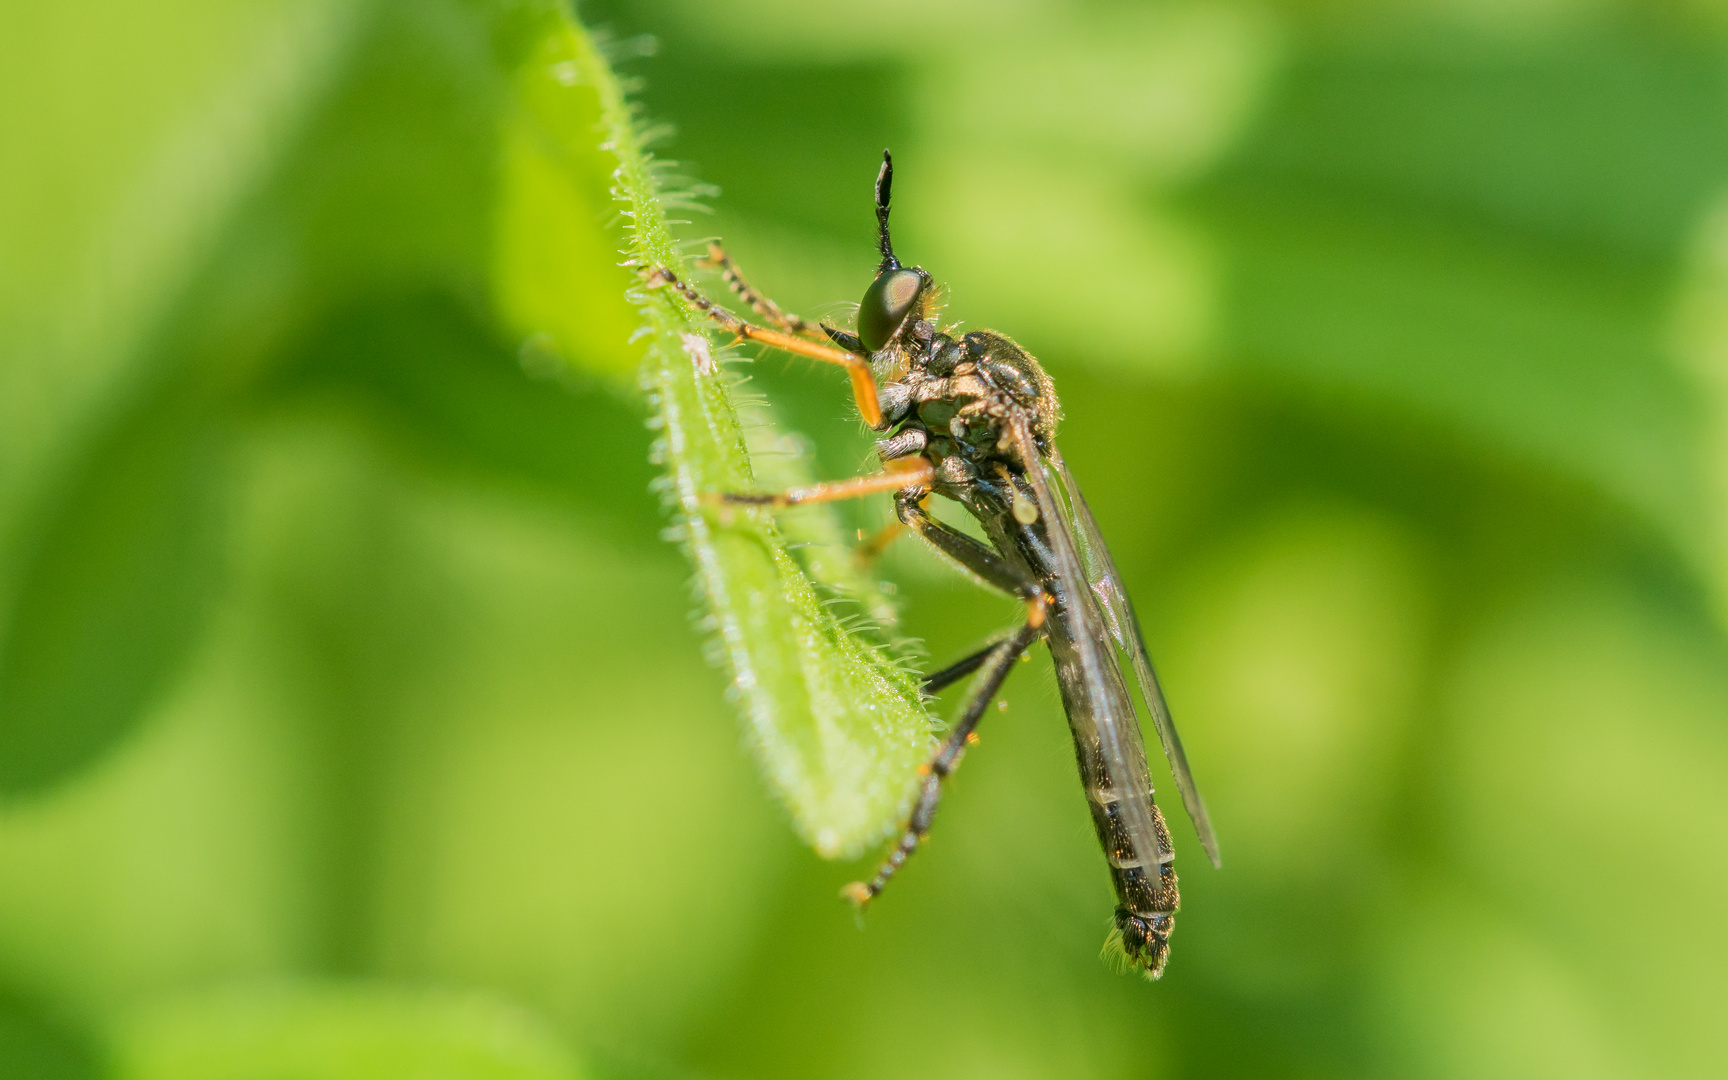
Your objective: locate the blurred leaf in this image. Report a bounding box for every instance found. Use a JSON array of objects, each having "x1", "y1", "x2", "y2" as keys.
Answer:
[
  {"x1": 642, "y1": 58, "x2": 911, "y2": 247},
  {"x1": 0, "y1": 986, "x2": 100, "y2": 1080},
  {"x1": 1429, "y1": 578, "x2": 1728, "y2": 1077},
  {"x1": 644, "y1": 0, "x2": 1012, "y2": 61},
  {"x1": 354, "y1": 520, "x2": 784, "y2": 1047},
  {"x1": 0, "y1": 606, "x2": 319, "y2": 1015},
  {"x1": 1199, "y1": 184, "x2": 1703, "y2": 540},
  {"x1": 0, "y1": 0, "x2": 359, "y2": 514},
  {"x1": 1223, "y1": 34, "x2": 1728, "y2": 257},
  {"x1": 1376, "y1": 892, "x2": 1634, "y2": 1080},
  {"x1": 0, "y1": 0, "x2": 497, "y2": 798},
  {"x1": 112, "y1": 984, "x2": 583, "y2": 1080},
  {"x1": 0, "y1": 0, "x2": 649, "y2": 798},
  {"x1": 0, "y1": 394, "x2": 229, "y2": 795},
  {"x1": 0, "y1": 0, "x2": 367, "y2": 798},
  {"x1": 1193, "y1": 32, "x2": 1723, "y2": 558},
  {"x1": 266, "y1": 291, "x2": 661, "y2": 543},
  {"x1": 543, "y1": 19, "x2": 934, "y2": 857}
]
